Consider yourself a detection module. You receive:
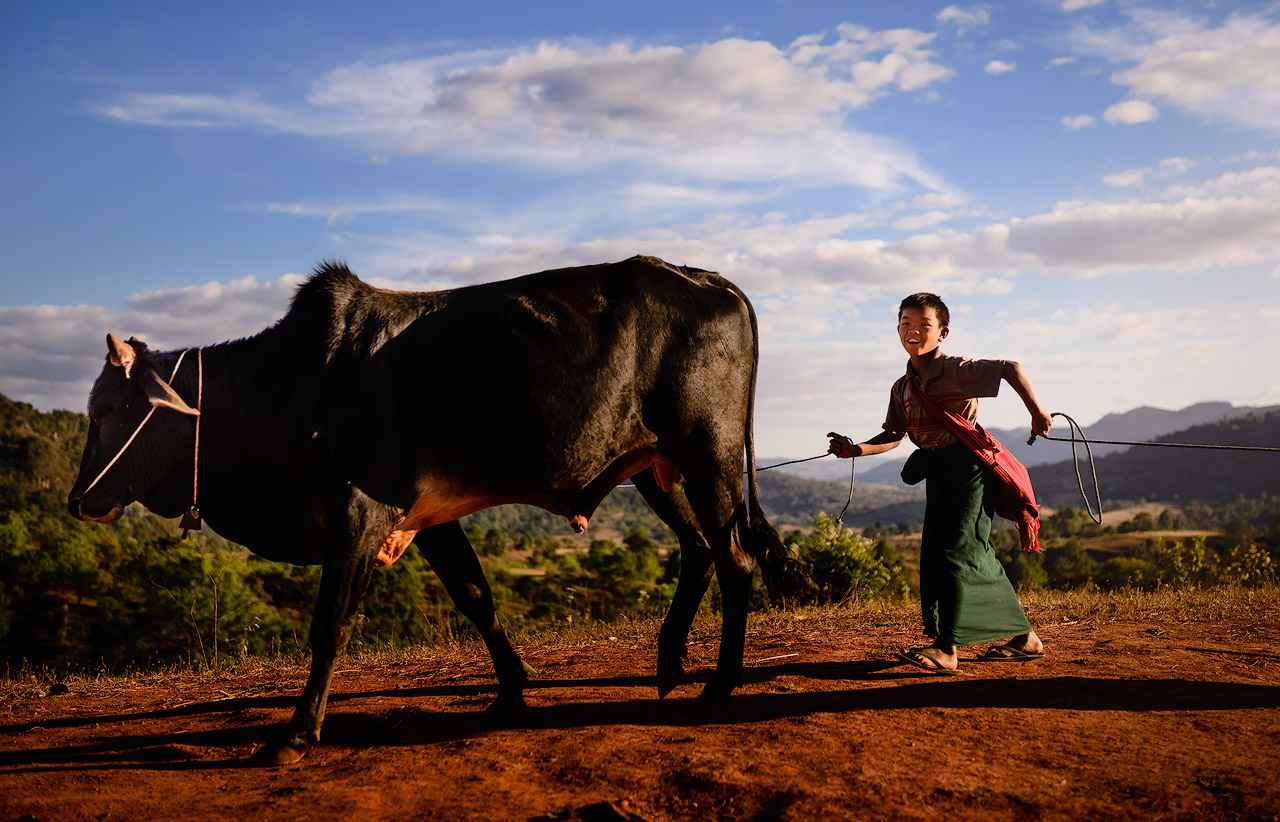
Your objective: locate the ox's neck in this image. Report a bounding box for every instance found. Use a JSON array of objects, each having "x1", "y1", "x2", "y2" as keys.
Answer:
[{"x1": 159, "y1": 327, "x2": 328, "y2": 559}]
